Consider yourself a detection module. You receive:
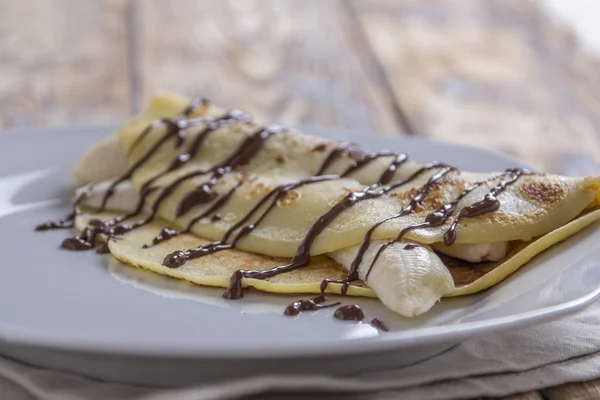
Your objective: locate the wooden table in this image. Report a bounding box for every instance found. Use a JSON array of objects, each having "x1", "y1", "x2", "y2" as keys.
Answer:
[{"x1": 2, "y1": 1, "x2": 600, "y2": 398}]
